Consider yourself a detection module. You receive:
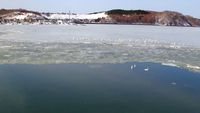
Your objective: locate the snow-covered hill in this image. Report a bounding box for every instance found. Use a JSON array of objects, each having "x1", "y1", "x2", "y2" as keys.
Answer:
[
  {"x1": 43, "y1": 12, "x2": 108, "y2": 20},
  {"x1": 4, "y1": 12, "x2": 44, "y2": 20},
  {"x1": 0, "y1": 9, "x2": 108, "y2": 20}
]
